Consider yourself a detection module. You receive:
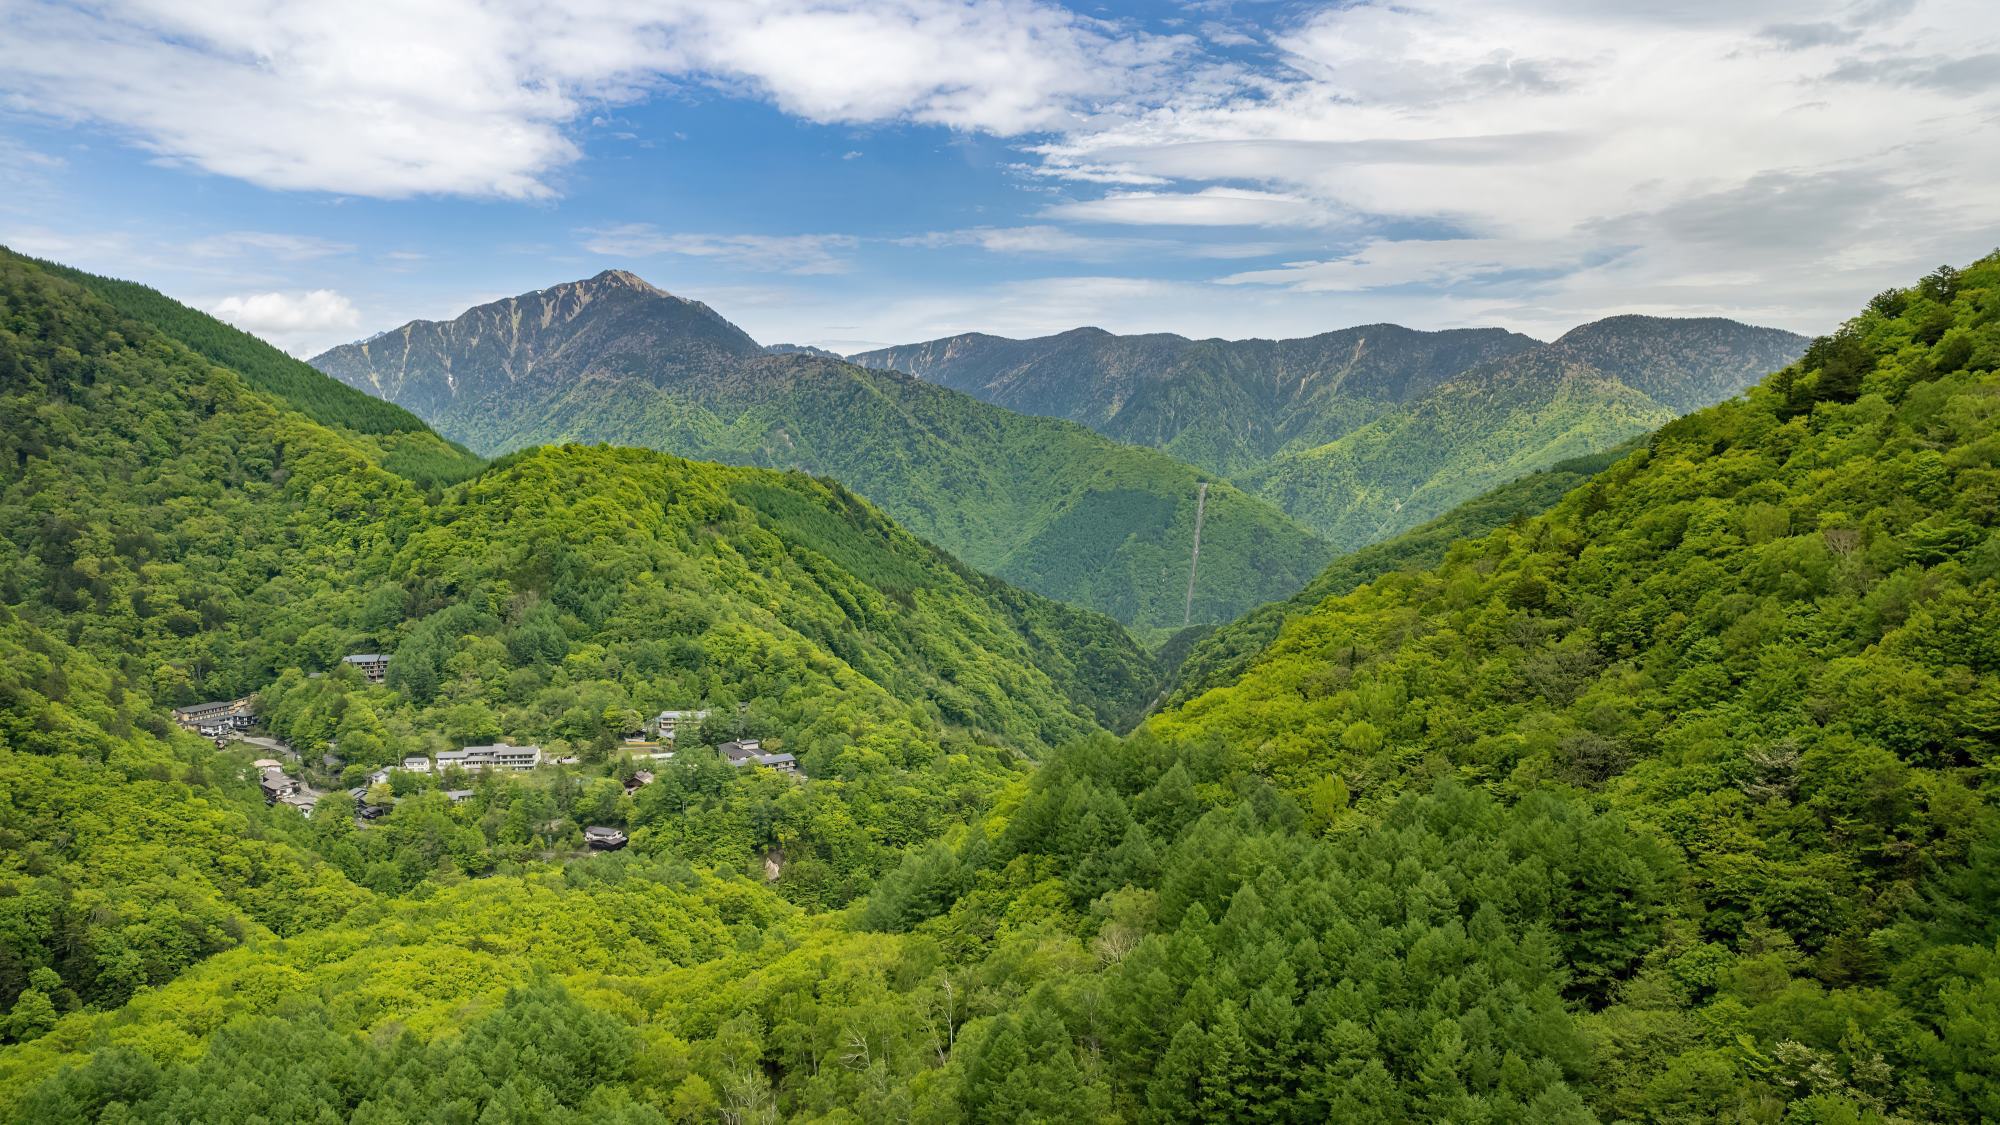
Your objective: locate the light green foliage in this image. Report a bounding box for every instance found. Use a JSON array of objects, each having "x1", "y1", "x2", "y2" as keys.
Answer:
[
  {"x1": 0, "y1": 248, "x2": 1149, "y2": 1032},
  {"x1": 1163, "y1": 442, "x2": 1636, "y2": 706},
  {"x1": 4, "y1": 247, "x2": 2000, "y2": 1123},
  {"x1": 1149, "y1": 251, "x2": 2000, "y2": 1120},
  {"x1": 1242, "y1": 354, "x2": 1673, "y2": 550},
  {"x1": 31, "y1": 254, "x2": 483, "y2": 488}
]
